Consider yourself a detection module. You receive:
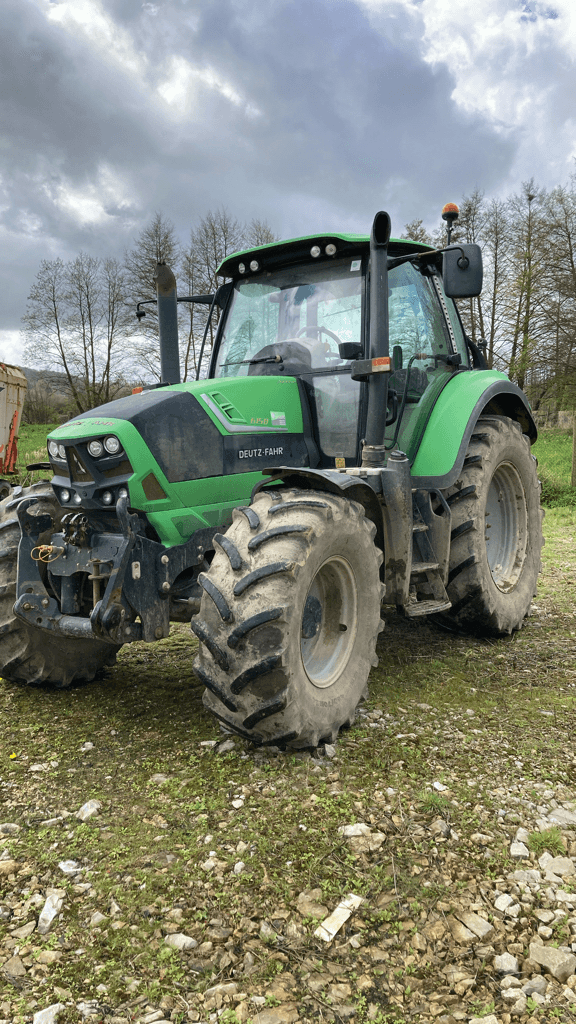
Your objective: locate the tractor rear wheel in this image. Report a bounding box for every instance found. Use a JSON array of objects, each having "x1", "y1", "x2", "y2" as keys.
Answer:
[
  {"x1": 437, "y1": 416, "x2": 543, "y2": 635},
  {"x1": 192, "y1": 488, "x2": 384, "y2": 748},
  {"x1": 0, "y1": 485, "x2": 121, "y2": 686}
]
